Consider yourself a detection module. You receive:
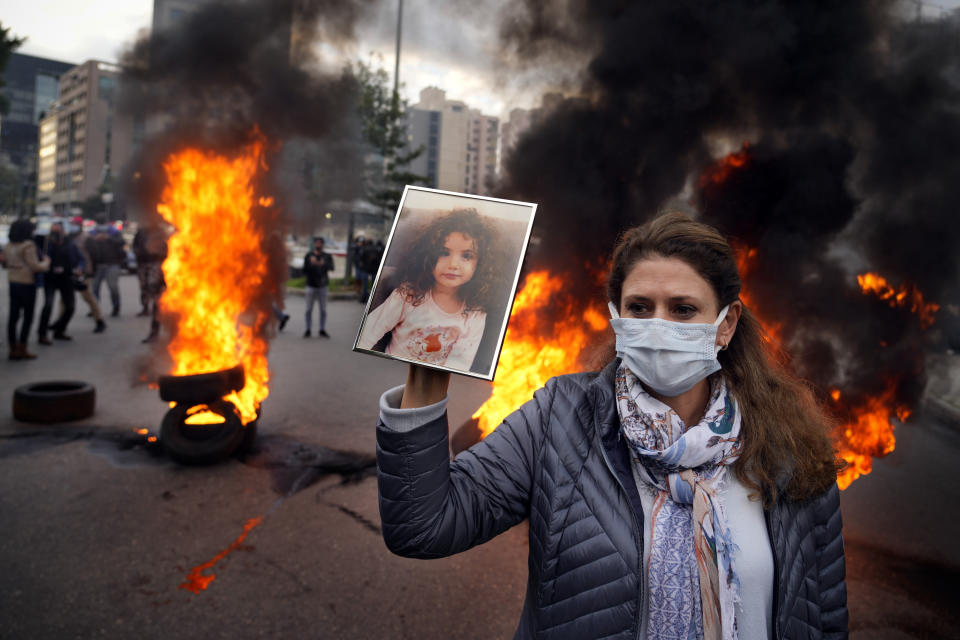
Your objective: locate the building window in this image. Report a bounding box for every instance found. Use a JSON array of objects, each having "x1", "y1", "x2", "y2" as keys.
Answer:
[{"x1": 98, "y1": 76, "x2": 116, "y2": 101}]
